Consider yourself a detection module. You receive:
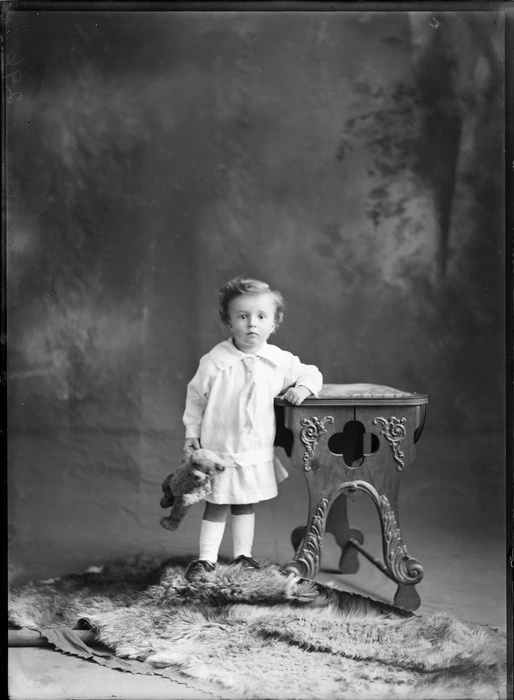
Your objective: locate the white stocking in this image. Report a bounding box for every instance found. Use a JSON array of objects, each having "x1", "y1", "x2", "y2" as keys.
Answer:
[
  {"x1": 231, "y1": 513, "x2": 255, "y2": 558},
  {"x1": 198, "y1": 519, "x2": 226, "y2": 563}
]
